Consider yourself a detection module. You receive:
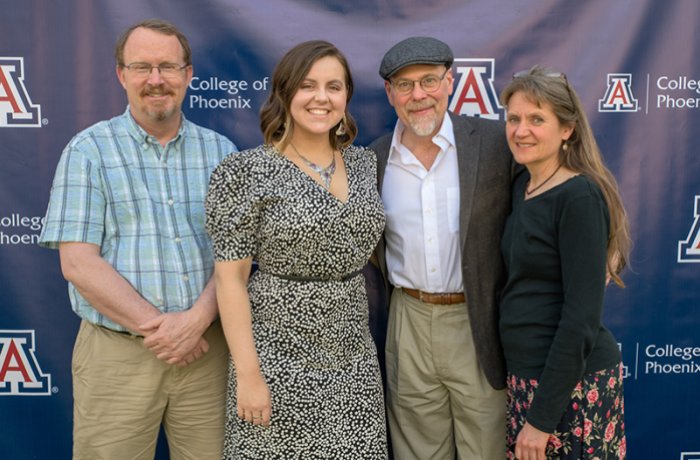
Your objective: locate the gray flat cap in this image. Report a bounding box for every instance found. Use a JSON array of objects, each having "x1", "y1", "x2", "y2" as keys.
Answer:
[{"x1": 379, "y1": 36, "x2": 454, "y2": 80}]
